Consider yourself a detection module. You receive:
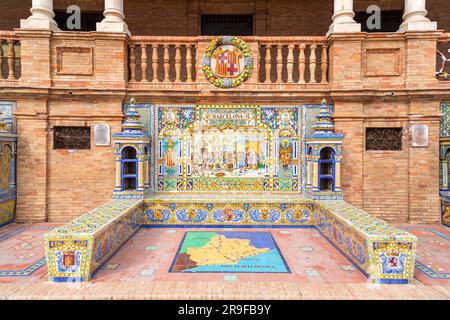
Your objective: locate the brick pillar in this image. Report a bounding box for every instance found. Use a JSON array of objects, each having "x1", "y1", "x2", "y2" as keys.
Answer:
[
  {"x1": 92, "y1": 33, "x2": 129, "y2": 89},
  {"x1": 328, "y1": 33, "x2": 364, "y2": 90},
  {"x1": 15, "y1": 30, "x2": 52, "y2": 88},
  {"x1": 13, "y1": 30, "x2": 53, "y2": 222},
  {"x1": 404, "y1": 31, "x2": 441, "y2": 89},
  {"x1": 15, "y1": 99, "x2": 49, "y2": 223},
  {"x1": 408, "y1": 101, "x2": 441, "y2": 224}
]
